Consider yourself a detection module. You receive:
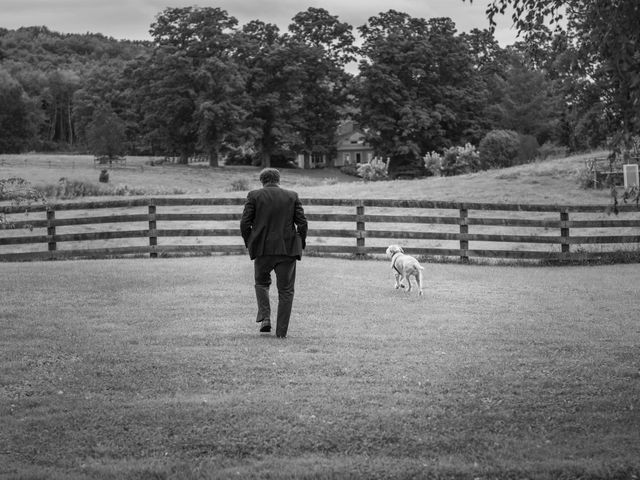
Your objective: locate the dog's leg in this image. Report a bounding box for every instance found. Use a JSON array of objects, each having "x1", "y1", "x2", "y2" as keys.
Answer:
[
  {"x1": 405, "y1": 275, "x2": 412, "y2": 293},
  {"x1": 417, "y1": 269, "x2": 423, "y2": 296},
  {"x1": 394, "y1": 273, "x2": 402, "y2": 289}
]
